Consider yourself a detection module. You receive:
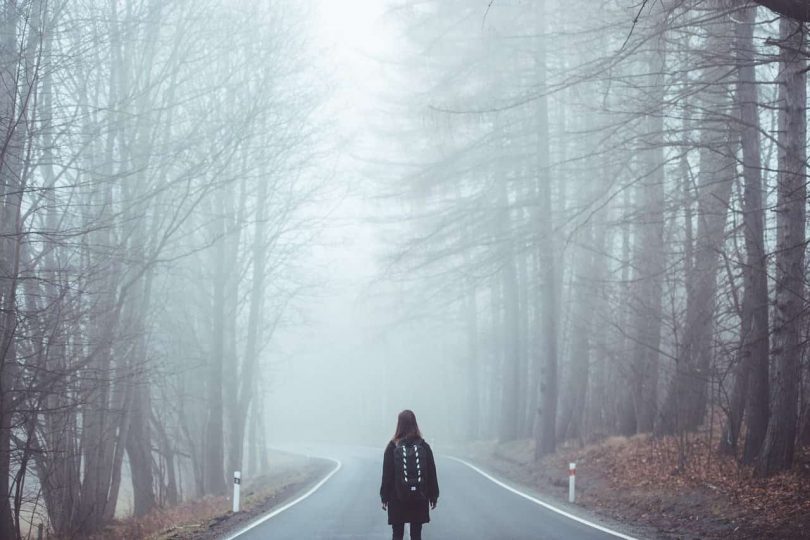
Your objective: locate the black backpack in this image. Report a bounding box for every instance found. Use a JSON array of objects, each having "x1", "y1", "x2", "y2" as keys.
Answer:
[{"x1": 393, "y1": 439, "x2": 426, "y2": 502}]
